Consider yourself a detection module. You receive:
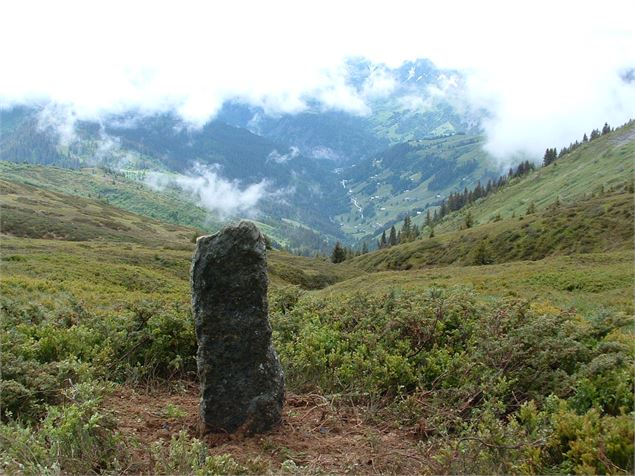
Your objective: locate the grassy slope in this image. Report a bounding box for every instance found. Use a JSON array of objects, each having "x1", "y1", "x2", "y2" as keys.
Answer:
[
  {"x1": 319, "y1": 250, "x2": 634, "y2": 315},
  {"x1": 346, "y1": 123, "x2": 634, "y2": 271},
  {"x1": 351, "y1": 191, "x2": 633, "y2": 270},
  {"x1": 1, "y1": 235, "x2": 361, "y2": 306},
  {"x1": 328, "y1": 126, "x2": 635, "y2": 314},
  {"x1": 335, "y1": 192, "x2": 634, "y2": 316},
  {"x1": 0, "y1": 162, "x2": 336, "y2": 250},
  {"x1": 0, "y1": 162, "x2": 221, "y2": 231},
  {"x1": 434, "y1": 123, "x2": 635, "y2": 231},
  {"x1": 0, "y1": 178, "x2": 202, "y2": 246},
  {"x1": 0, "y1": 179, "x2": 362, "y2": 294}
]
